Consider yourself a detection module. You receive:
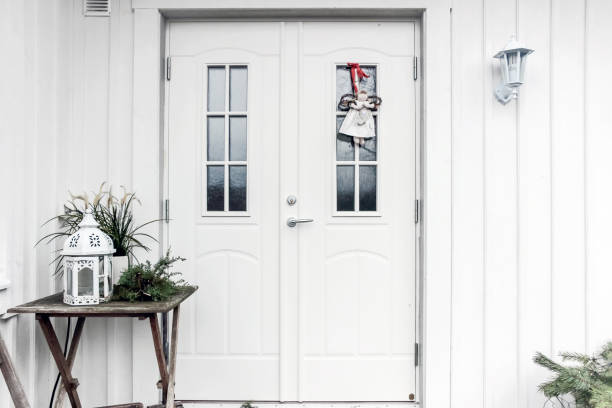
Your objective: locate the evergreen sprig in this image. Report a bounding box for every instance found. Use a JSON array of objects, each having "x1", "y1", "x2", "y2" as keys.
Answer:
[
  {"x1": 534, "y1": 342, "x2": 612, "y2": 408},
  {"x1": 112, "y1": 250, "x2": 189, "y2": 302}
]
